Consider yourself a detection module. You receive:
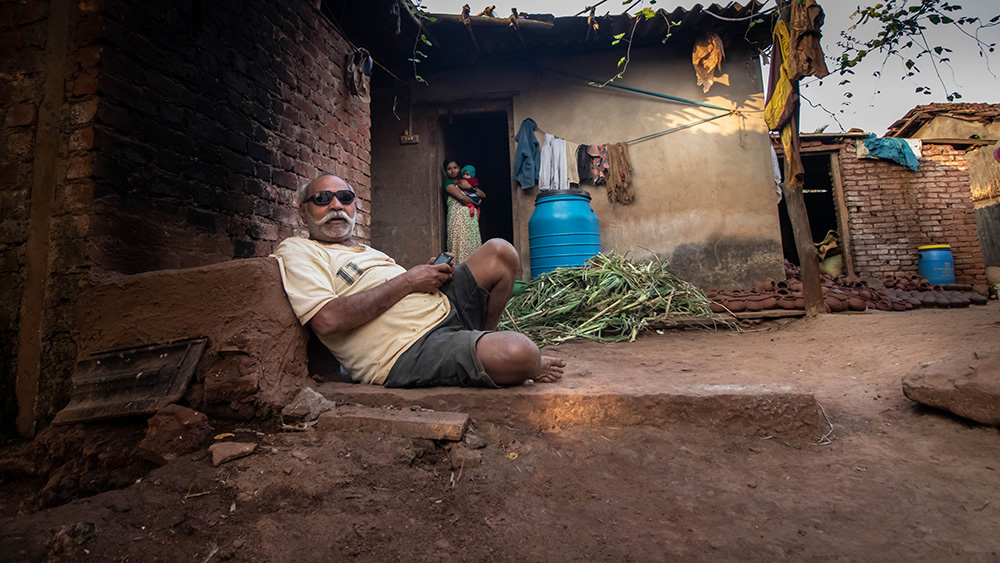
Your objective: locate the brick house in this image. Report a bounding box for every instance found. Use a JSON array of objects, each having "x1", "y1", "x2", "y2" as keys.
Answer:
[
  {"x1": 772, "y1": 130, "x2": 988, "y2": 286},
  {"x1": 0, "y1": 0, "x2": 403, "y2": 436},
  {"x1": 884, "y1": 103, "x2": 1000, "y2": 269}
]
